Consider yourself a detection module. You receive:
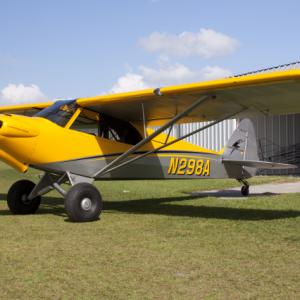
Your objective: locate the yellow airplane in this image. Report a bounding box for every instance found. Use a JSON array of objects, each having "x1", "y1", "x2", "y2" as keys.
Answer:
[{"x1": 0, "y1": 67, "x2": 299, "y2": 222}]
